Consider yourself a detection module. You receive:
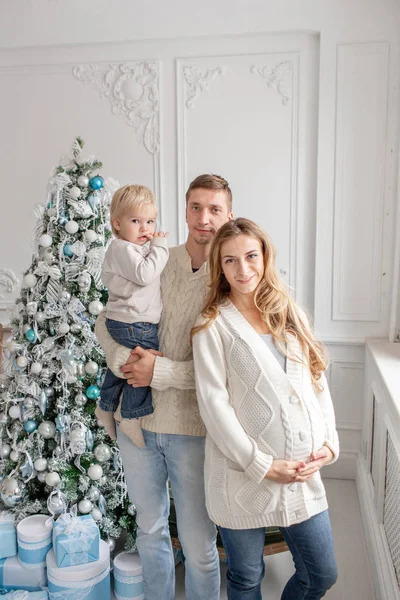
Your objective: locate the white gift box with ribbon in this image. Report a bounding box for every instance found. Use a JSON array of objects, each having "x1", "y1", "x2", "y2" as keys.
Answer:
[
  {"x1": 17, "y1": 515, "x2": 53, "y2": 570},
  {"x1": 113, "y1": 552, "x2": 144, "y2": 600},
  {"x1": 46, "y1": 539, "x2": 110, "y2": 600}
]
